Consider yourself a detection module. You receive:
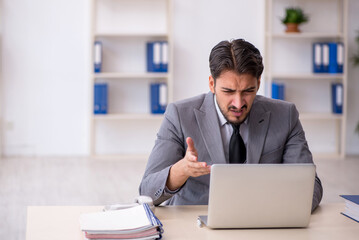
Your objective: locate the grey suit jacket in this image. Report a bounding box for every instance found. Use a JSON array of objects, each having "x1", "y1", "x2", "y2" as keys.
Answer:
[{"x1": 139, "y1": 92, "x2": 323, "y2": 211}]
